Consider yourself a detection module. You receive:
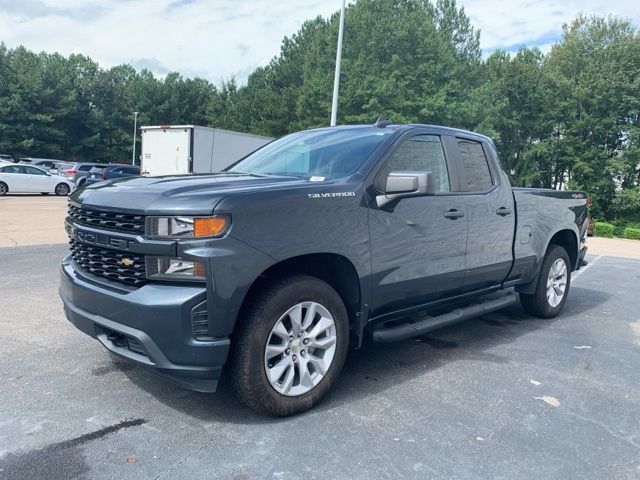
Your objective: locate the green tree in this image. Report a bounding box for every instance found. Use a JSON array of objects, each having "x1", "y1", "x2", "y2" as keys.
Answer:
[{"x1": 544, "y1": 15, "x2": 640, "y2": 218}]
